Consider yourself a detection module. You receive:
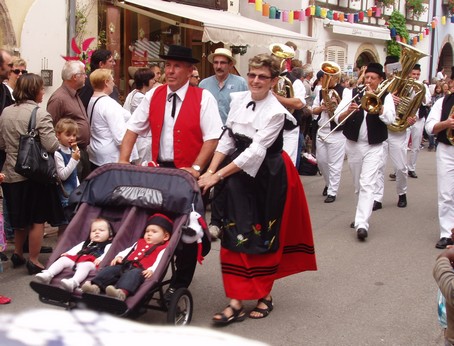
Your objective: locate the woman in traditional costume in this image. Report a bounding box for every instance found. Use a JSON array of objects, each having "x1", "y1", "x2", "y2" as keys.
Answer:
[{"x1": 198, "y1": 53, "x2": 317, "y2": 324}]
